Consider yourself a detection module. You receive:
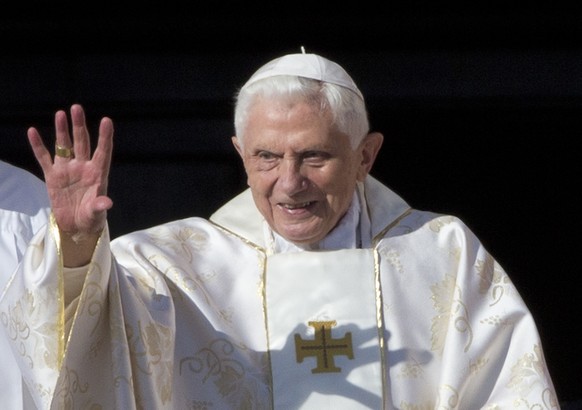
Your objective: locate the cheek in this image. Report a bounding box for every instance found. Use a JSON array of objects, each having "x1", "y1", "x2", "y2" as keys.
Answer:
[
  {"x1": 245, "y1": 167, "x2": 275, "y2": 196},
  {"x1": 323, "y1": 160, "x2": 359, "y2": 189},
  {"x1": 326, "y1": 183, "x2": 356, "y2": 212},
  {"x1": 328, "y1": 163, "x2": 360, "y2": 199},
  {"x1": 243, "y1": 161, "x2": 261, "y2": 187},
  {"x1": 318, "y1": 170, "x2": 357, "y2": 206}
]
